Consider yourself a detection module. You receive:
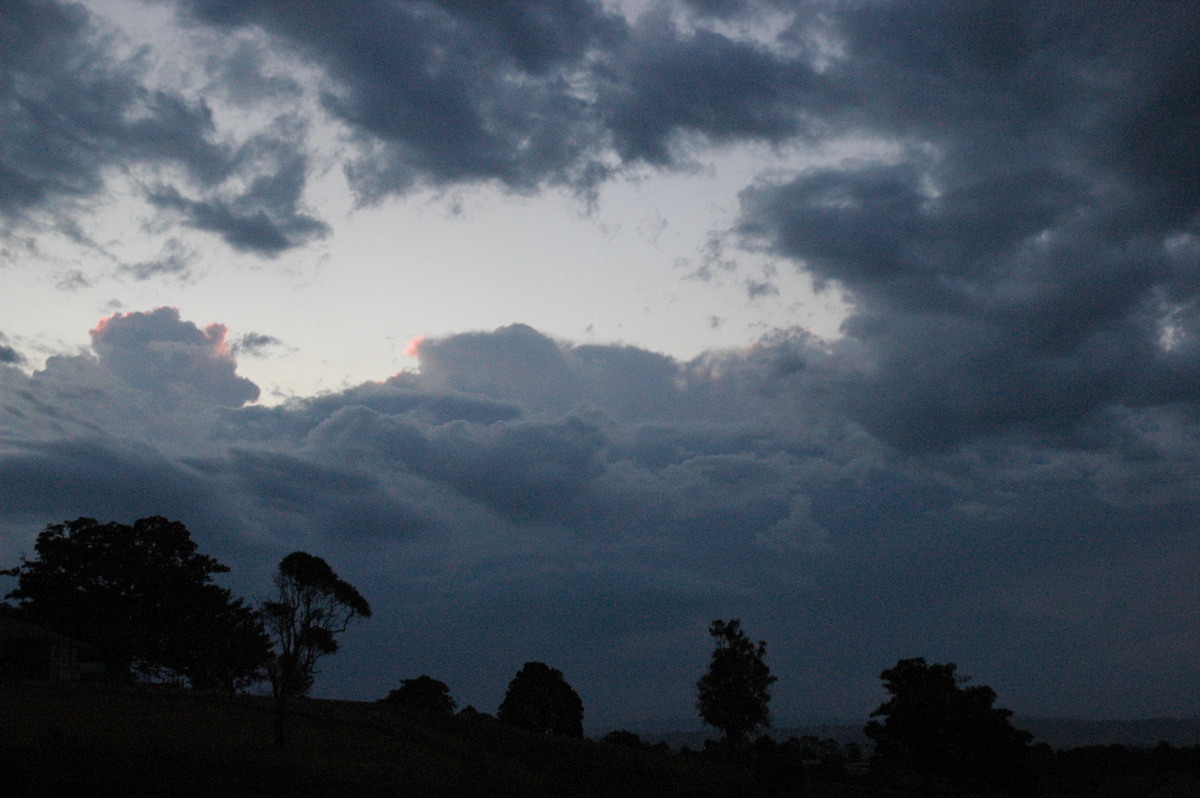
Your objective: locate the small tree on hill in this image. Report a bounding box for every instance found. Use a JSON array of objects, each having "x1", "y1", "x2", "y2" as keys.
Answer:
[
  {"x1": 262, "y1": 551, "x2": 371, "y2": 743},
  {"x1": 696, "y1": 619, "x2": 777, "y2": 743},
  {"x1": 864, "y1": 657, "x2": 1033, "y2": 795},
  {"x1": 1, "y1": 516, "x2": 268, "y2": 688},
  {"x1": 498, "y1": 661, "x2": 584, "y2": 737},
  {"x1": 379, "y1": 675, "x2": 457, "y2": 714}
]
